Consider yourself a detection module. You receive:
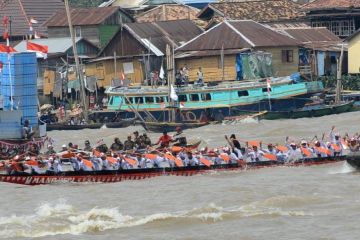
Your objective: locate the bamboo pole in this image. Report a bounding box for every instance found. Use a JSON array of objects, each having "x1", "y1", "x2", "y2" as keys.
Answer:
[{"x1": 64, "y1": 0, "x2": 88, "y2": 120}]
